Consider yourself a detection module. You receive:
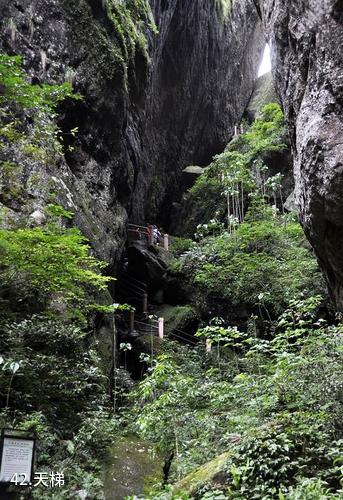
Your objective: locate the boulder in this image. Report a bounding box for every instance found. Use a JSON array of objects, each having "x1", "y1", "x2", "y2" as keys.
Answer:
[
  {"x1": 173, "y1": 452, "x2": 231, "y2": 496},
  {"x1": 246, "y1": 72, "x2": 279, "y2": 121},
  {"x1": 127, "y1": 241, "x2": 168, "y2": 289},
  {"x1": 154, "y1": 304, "x2": 199, "y2": 338}
]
